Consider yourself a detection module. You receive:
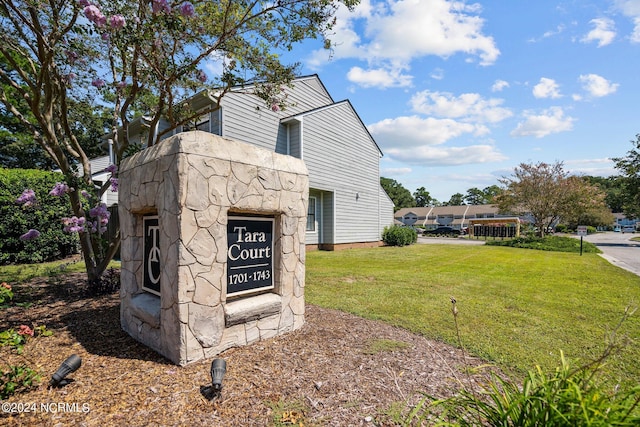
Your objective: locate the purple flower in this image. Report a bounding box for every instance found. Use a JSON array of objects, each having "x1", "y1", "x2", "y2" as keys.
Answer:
[
  {"x1": 197, "y1": 69, "x2": 207, "y2": 82},
  {"x1": 271, "y1": 104, "x2": 280, "y2": 112},
  {"x1": 109, "y1": 14, "x2": 126, "y2": 29},
  {"x1": 105, "y1": 163, "x2": 117, "y2": 173},
  {"x1": 84, "y1": 5, "x2": 106, "y2": 27},
  {"x1": 62, "y1": 216, "x2": 86, "y2": 233},
  {"x1": 89, "y1": 203, "x2": 110, "y2": 233},
  {"x1": 102, "y1": 32, "x2": 110, "y2": 41},
  {"x1": 78, "y1": 0, "x2": 91, "y2": 6},
  {"x1": 109, "y1": 177, "x2": 118, "y2": 192},
  {"x1": 65, "y1": 73, "x2": 77, "y2": 86},
  {"x1": 92, "y1": 78, "x2": 105, "y2": 88},
  {"x1": 179, "y1": 2, "x2": 195, "y2": 17},
  {"x1": 16, "y1": 189, "x2": 36, "y2": 206},
  {"x1": 20, "y1": 229, "x2": 40, "y2": 241},
  {"x1": 66, "y1": 50, "x2": 79, "y2": 64},
  {"x1": 81, "y1": 190, "x2": 92, "y2": 200},
  {"x1": 152, "y1": 0, "x2": 171, "y2": 14},
  {"x1": 49, "y1": 182, "x2": 70, "y2": 197}
]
